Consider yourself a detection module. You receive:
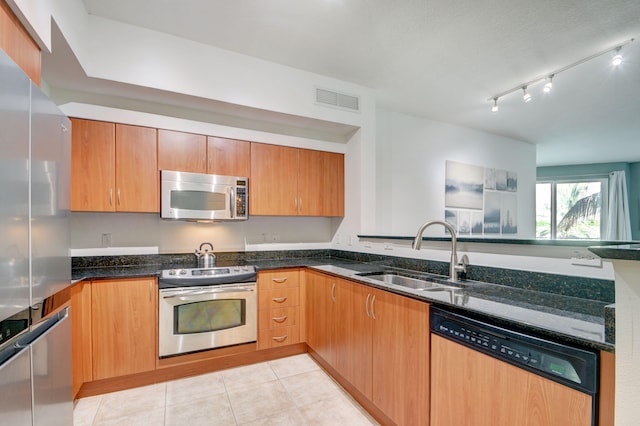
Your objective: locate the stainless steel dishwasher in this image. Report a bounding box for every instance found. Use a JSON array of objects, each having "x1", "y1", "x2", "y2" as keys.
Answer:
[{"x1": 430, "y1": 307, "x2": 598, "y2": 426}]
